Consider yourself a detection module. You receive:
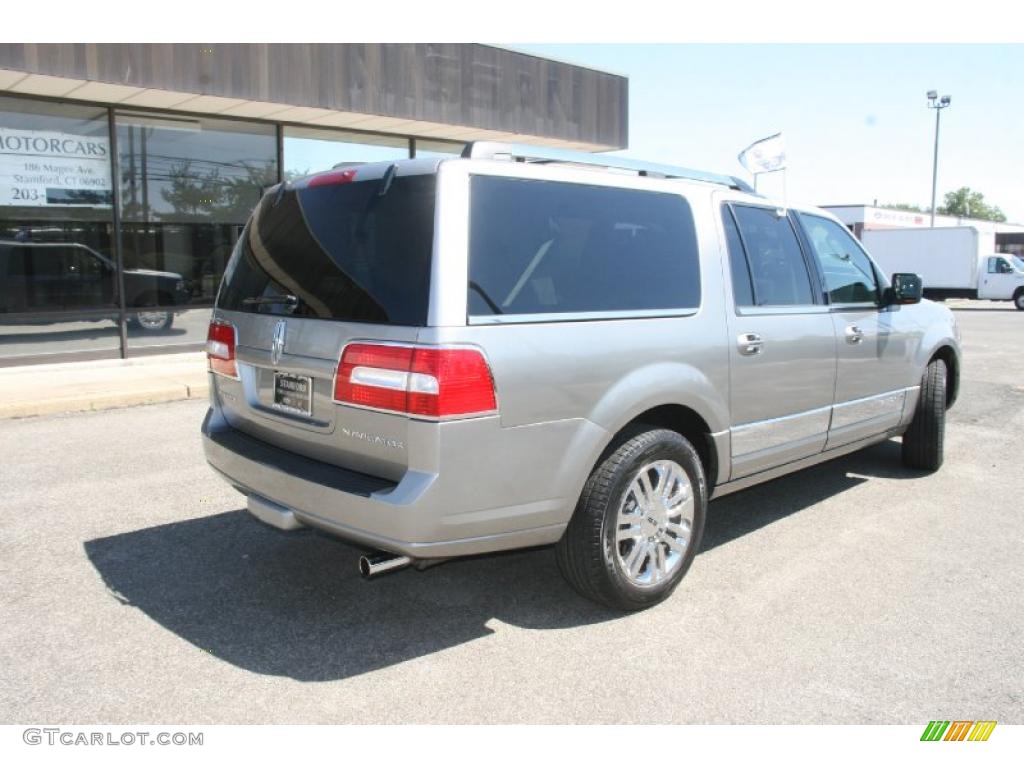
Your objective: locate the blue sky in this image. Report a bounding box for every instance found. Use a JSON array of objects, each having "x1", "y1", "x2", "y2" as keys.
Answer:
[{"x1": 511, "y1": 45, "x2": 1024, "y2": 222}]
